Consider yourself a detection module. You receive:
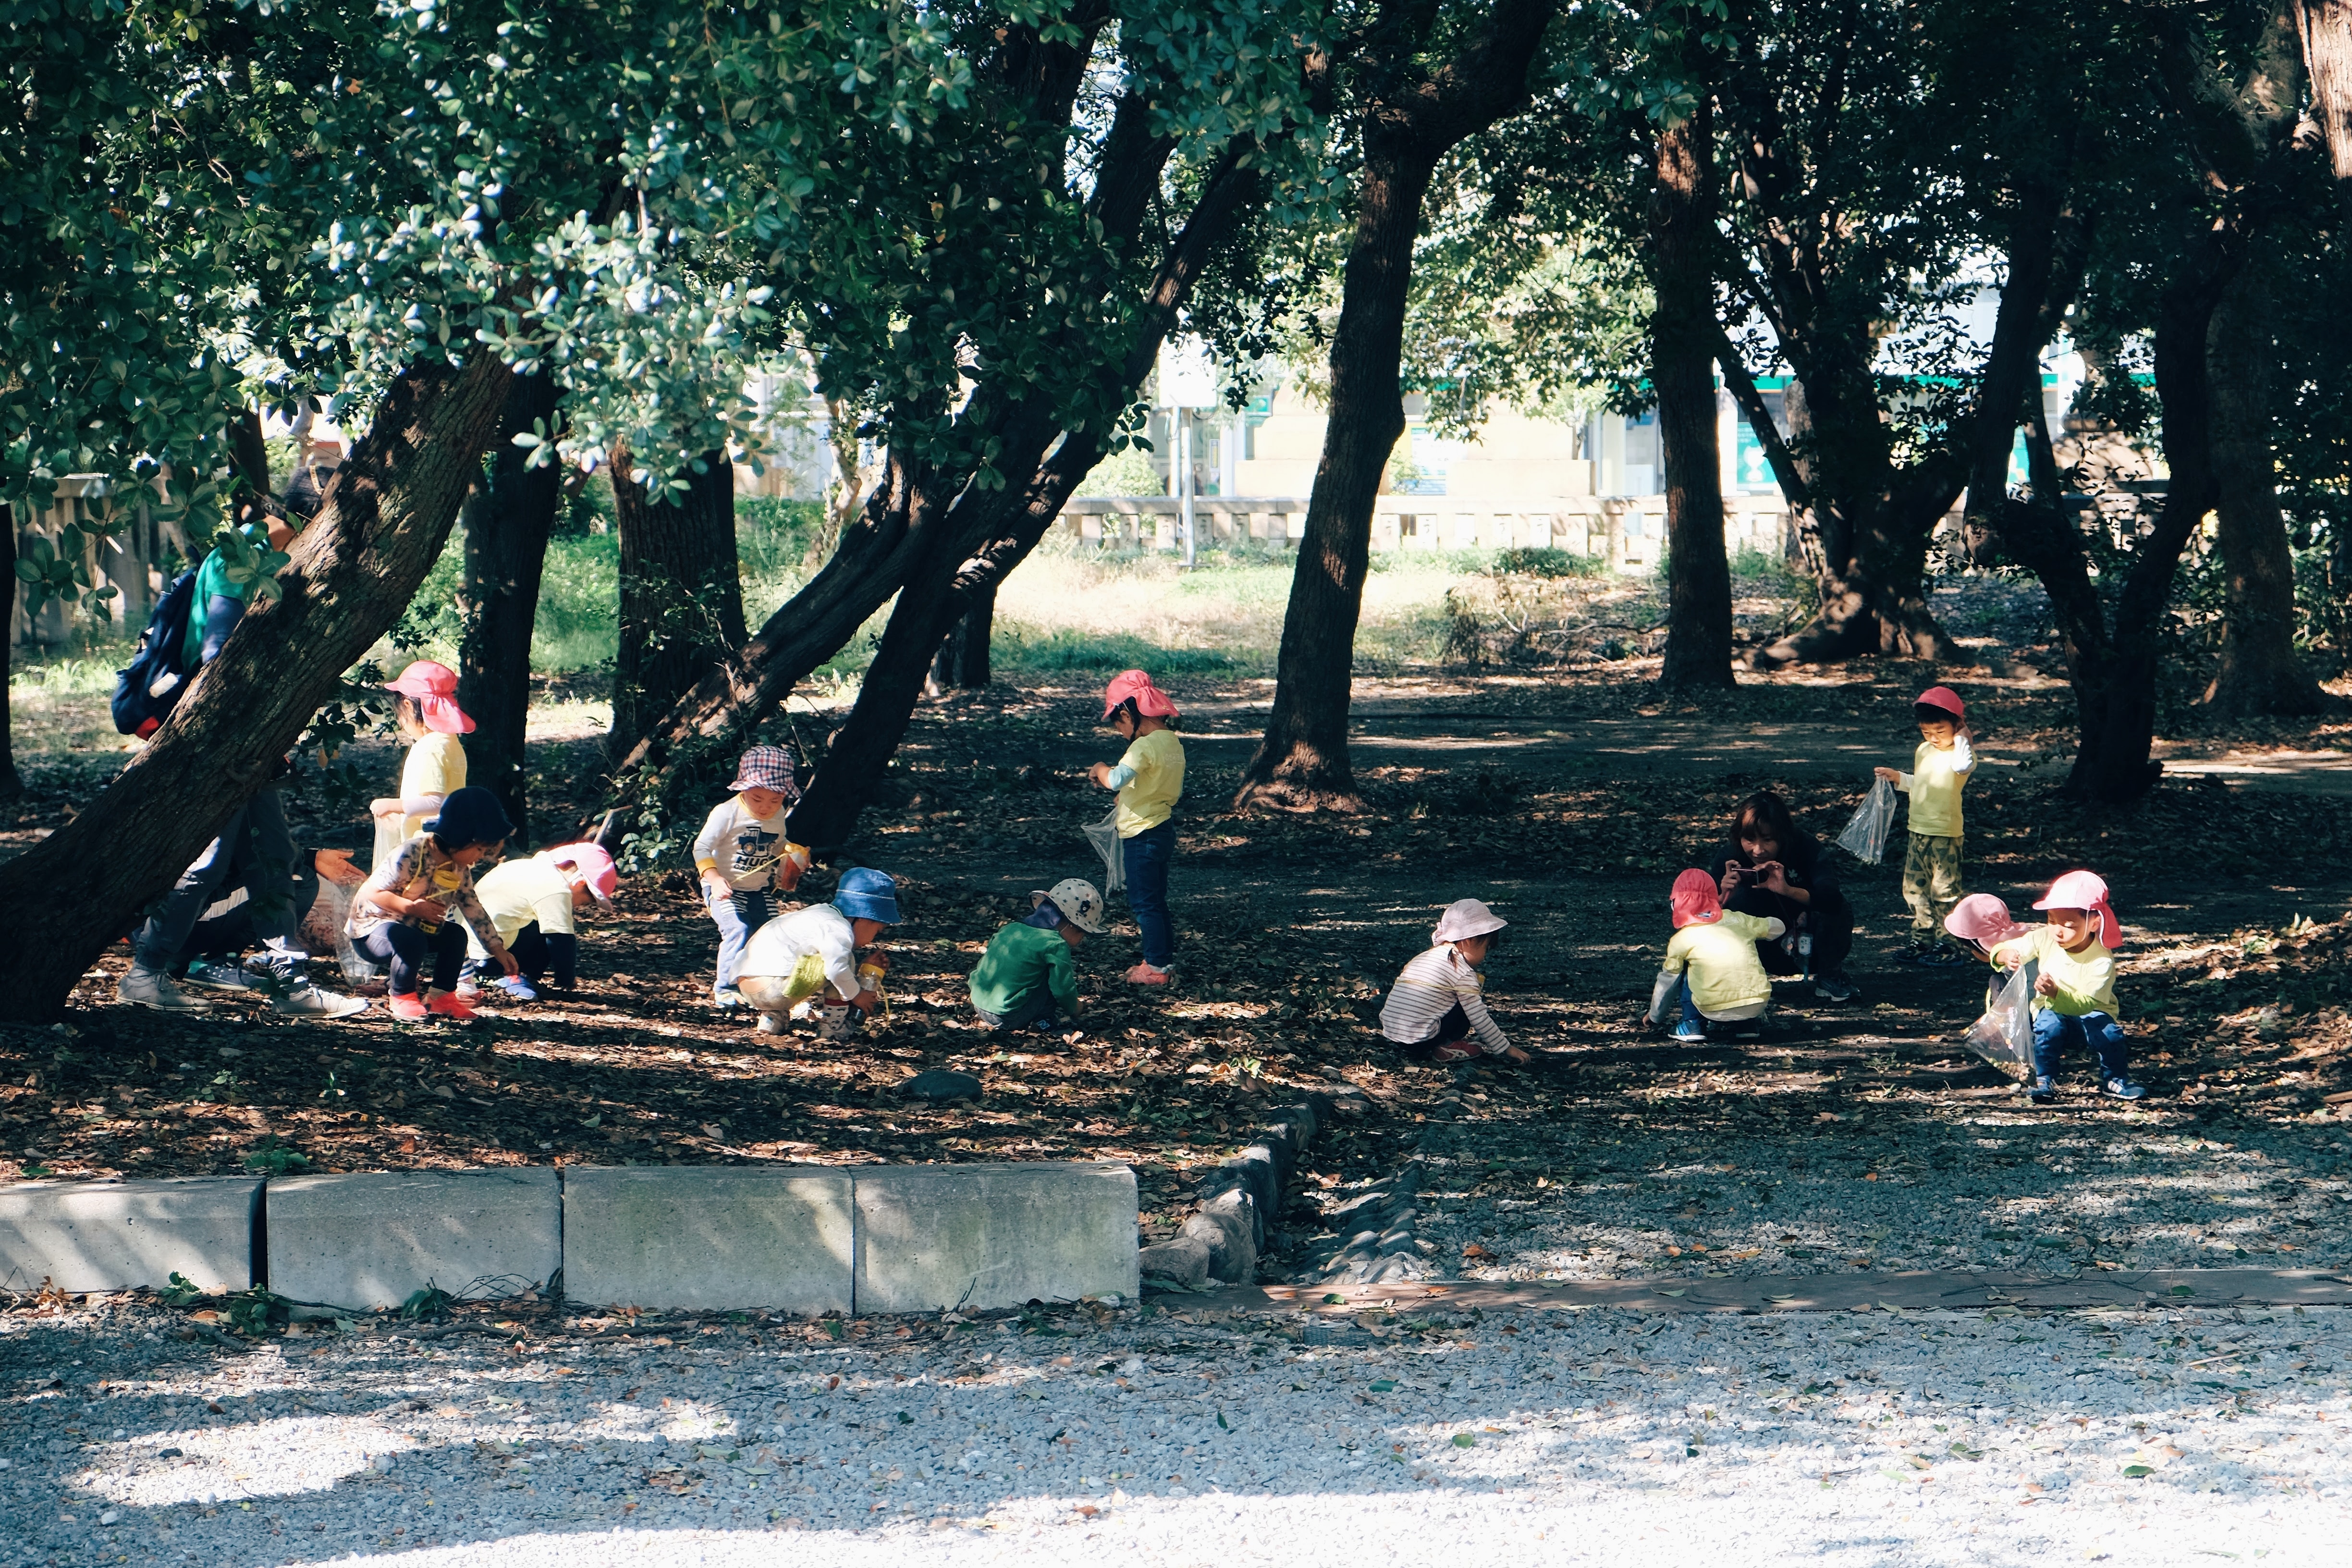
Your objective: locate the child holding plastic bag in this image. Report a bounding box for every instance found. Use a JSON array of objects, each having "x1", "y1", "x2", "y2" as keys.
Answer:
[
  {"x1": 1989, "y1": 870, "x2": 2146, "y2": 1104},
  {"x1": 1379, "y1": 899, "x2": 1530, "y2": 1064},
  {"x1": 1873, "y1": 685, "x2": 1977, "y2": 965},
  {"x1": 1945, "y1": 894, "x2": 2033, "y2": 1011},
  {"x1": 1088, "y1": 670, "x2": 1184, "y2": 986},
  {"x1": 1647, "y1": 869, "x2": 1782, "y2": 1042},
  {"x1": 369, "y1": 661, "x2": 472, "y2": 871}
]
